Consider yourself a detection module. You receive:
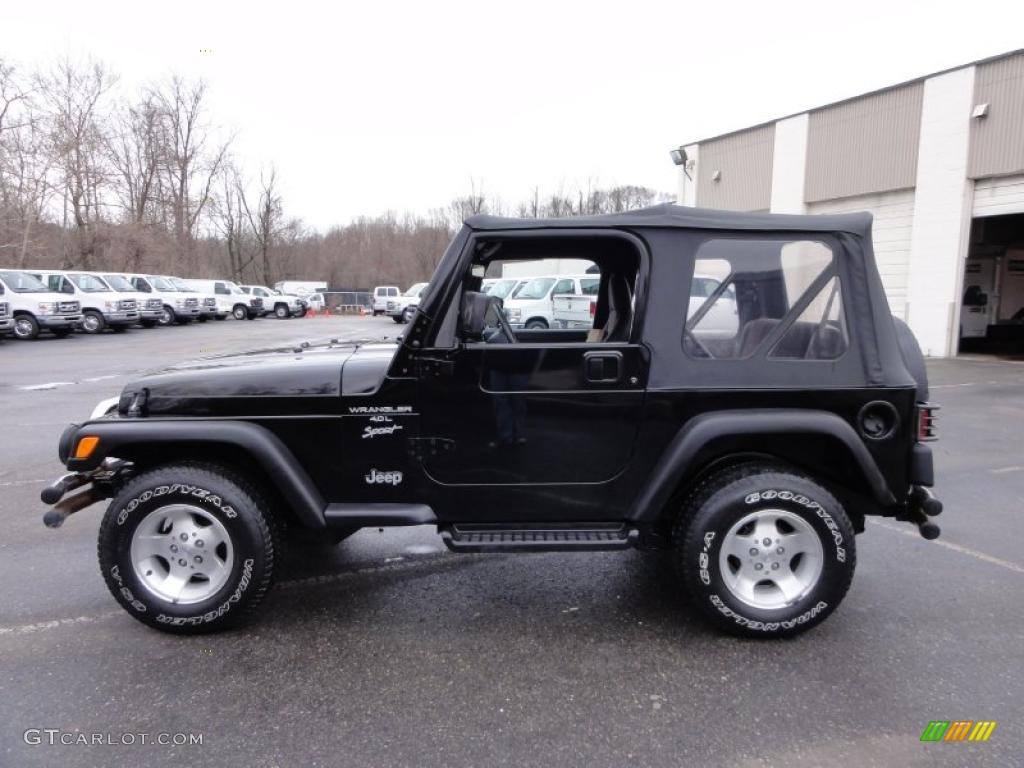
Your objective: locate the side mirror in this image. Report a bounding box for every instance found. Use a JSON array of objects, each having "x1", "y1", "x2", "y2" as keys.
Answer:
[{"x1": 460, "y1": 291, "x2": 502, "y2": 340}]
